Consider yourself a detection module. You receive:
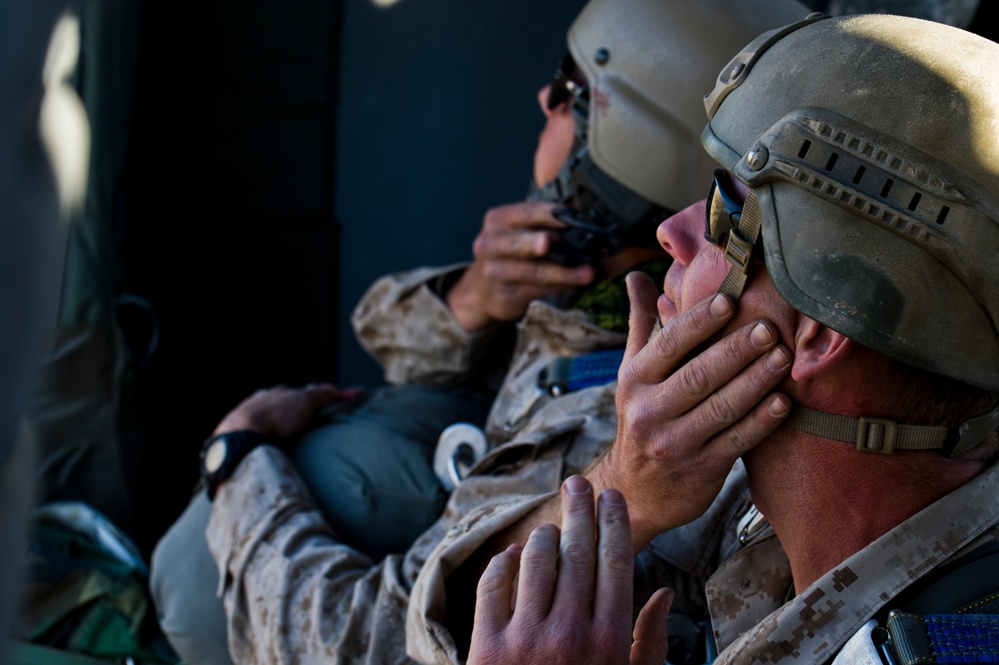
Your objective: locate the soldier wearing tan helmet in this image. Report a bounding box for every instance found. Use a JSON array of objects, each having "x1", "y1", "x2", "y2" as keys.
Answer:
[
  {"x1": 149, "y1": 0, "x2": 811, "y2": 663},
  {"x1": 468, "y1": 11, "x2": 999, "y2": 665}
]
